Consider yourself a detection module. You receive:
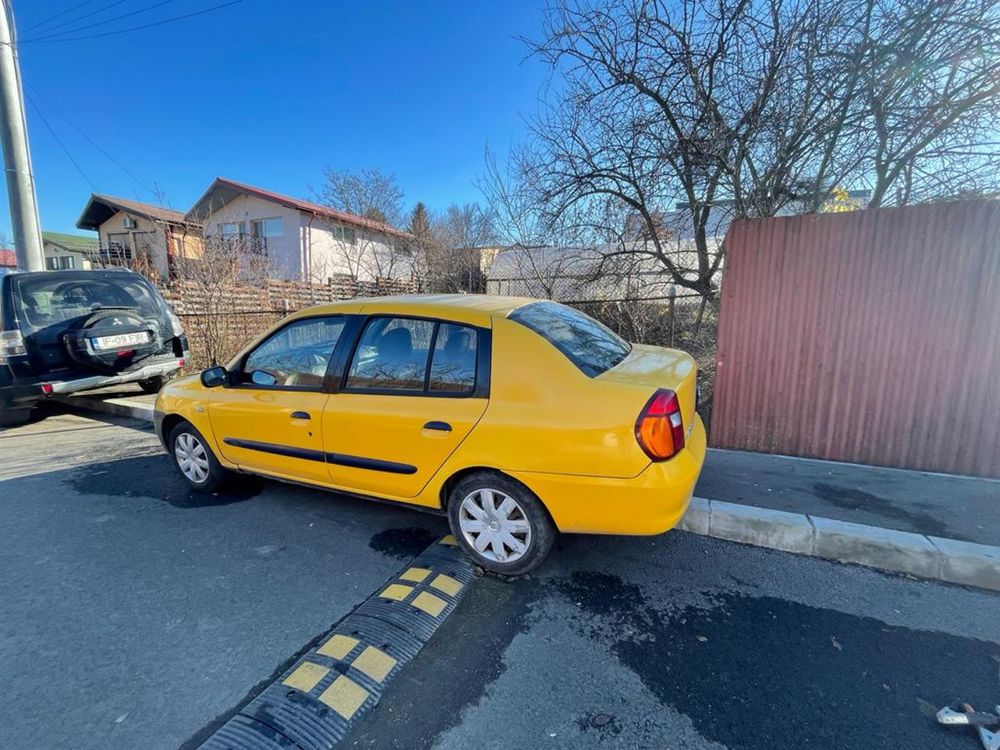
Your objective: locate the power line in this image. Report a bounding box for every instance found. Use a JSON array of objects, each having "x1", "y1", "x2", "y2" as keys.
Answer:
[
  {"x1": 21, "y1": 0, "x2": 100, "y2": 34},
  {"x1": 24, "y1": 81, "x2": 155, "y2": 196},
  {"x1": 27, "y1": 0, "x2": 176, "y2": 43},
  {"x1": 25, "y1": 90, "x2": 98, "y2": 192},
  {"x1": 22, "y1": 0, "x2": 243, "y2": 43},
  {"x1": 25, "y1": 0, "x2": 126, "y2": 34}
]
